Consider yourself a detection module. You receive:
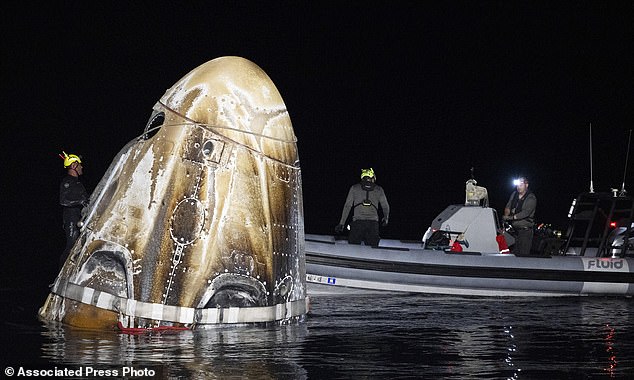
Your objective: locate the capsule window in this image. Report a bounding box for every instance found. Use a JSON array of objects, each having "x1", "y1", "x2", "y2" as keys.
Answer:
[
  {"x1": 202, "y1": 140, "x2": 214, "y2": 157},
  {"x1": 143, "y1": 111, "x2": 165, "y2": 140},
  {"x1": 202, "y1": 139, "x2": 224, "y2": 163}
]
